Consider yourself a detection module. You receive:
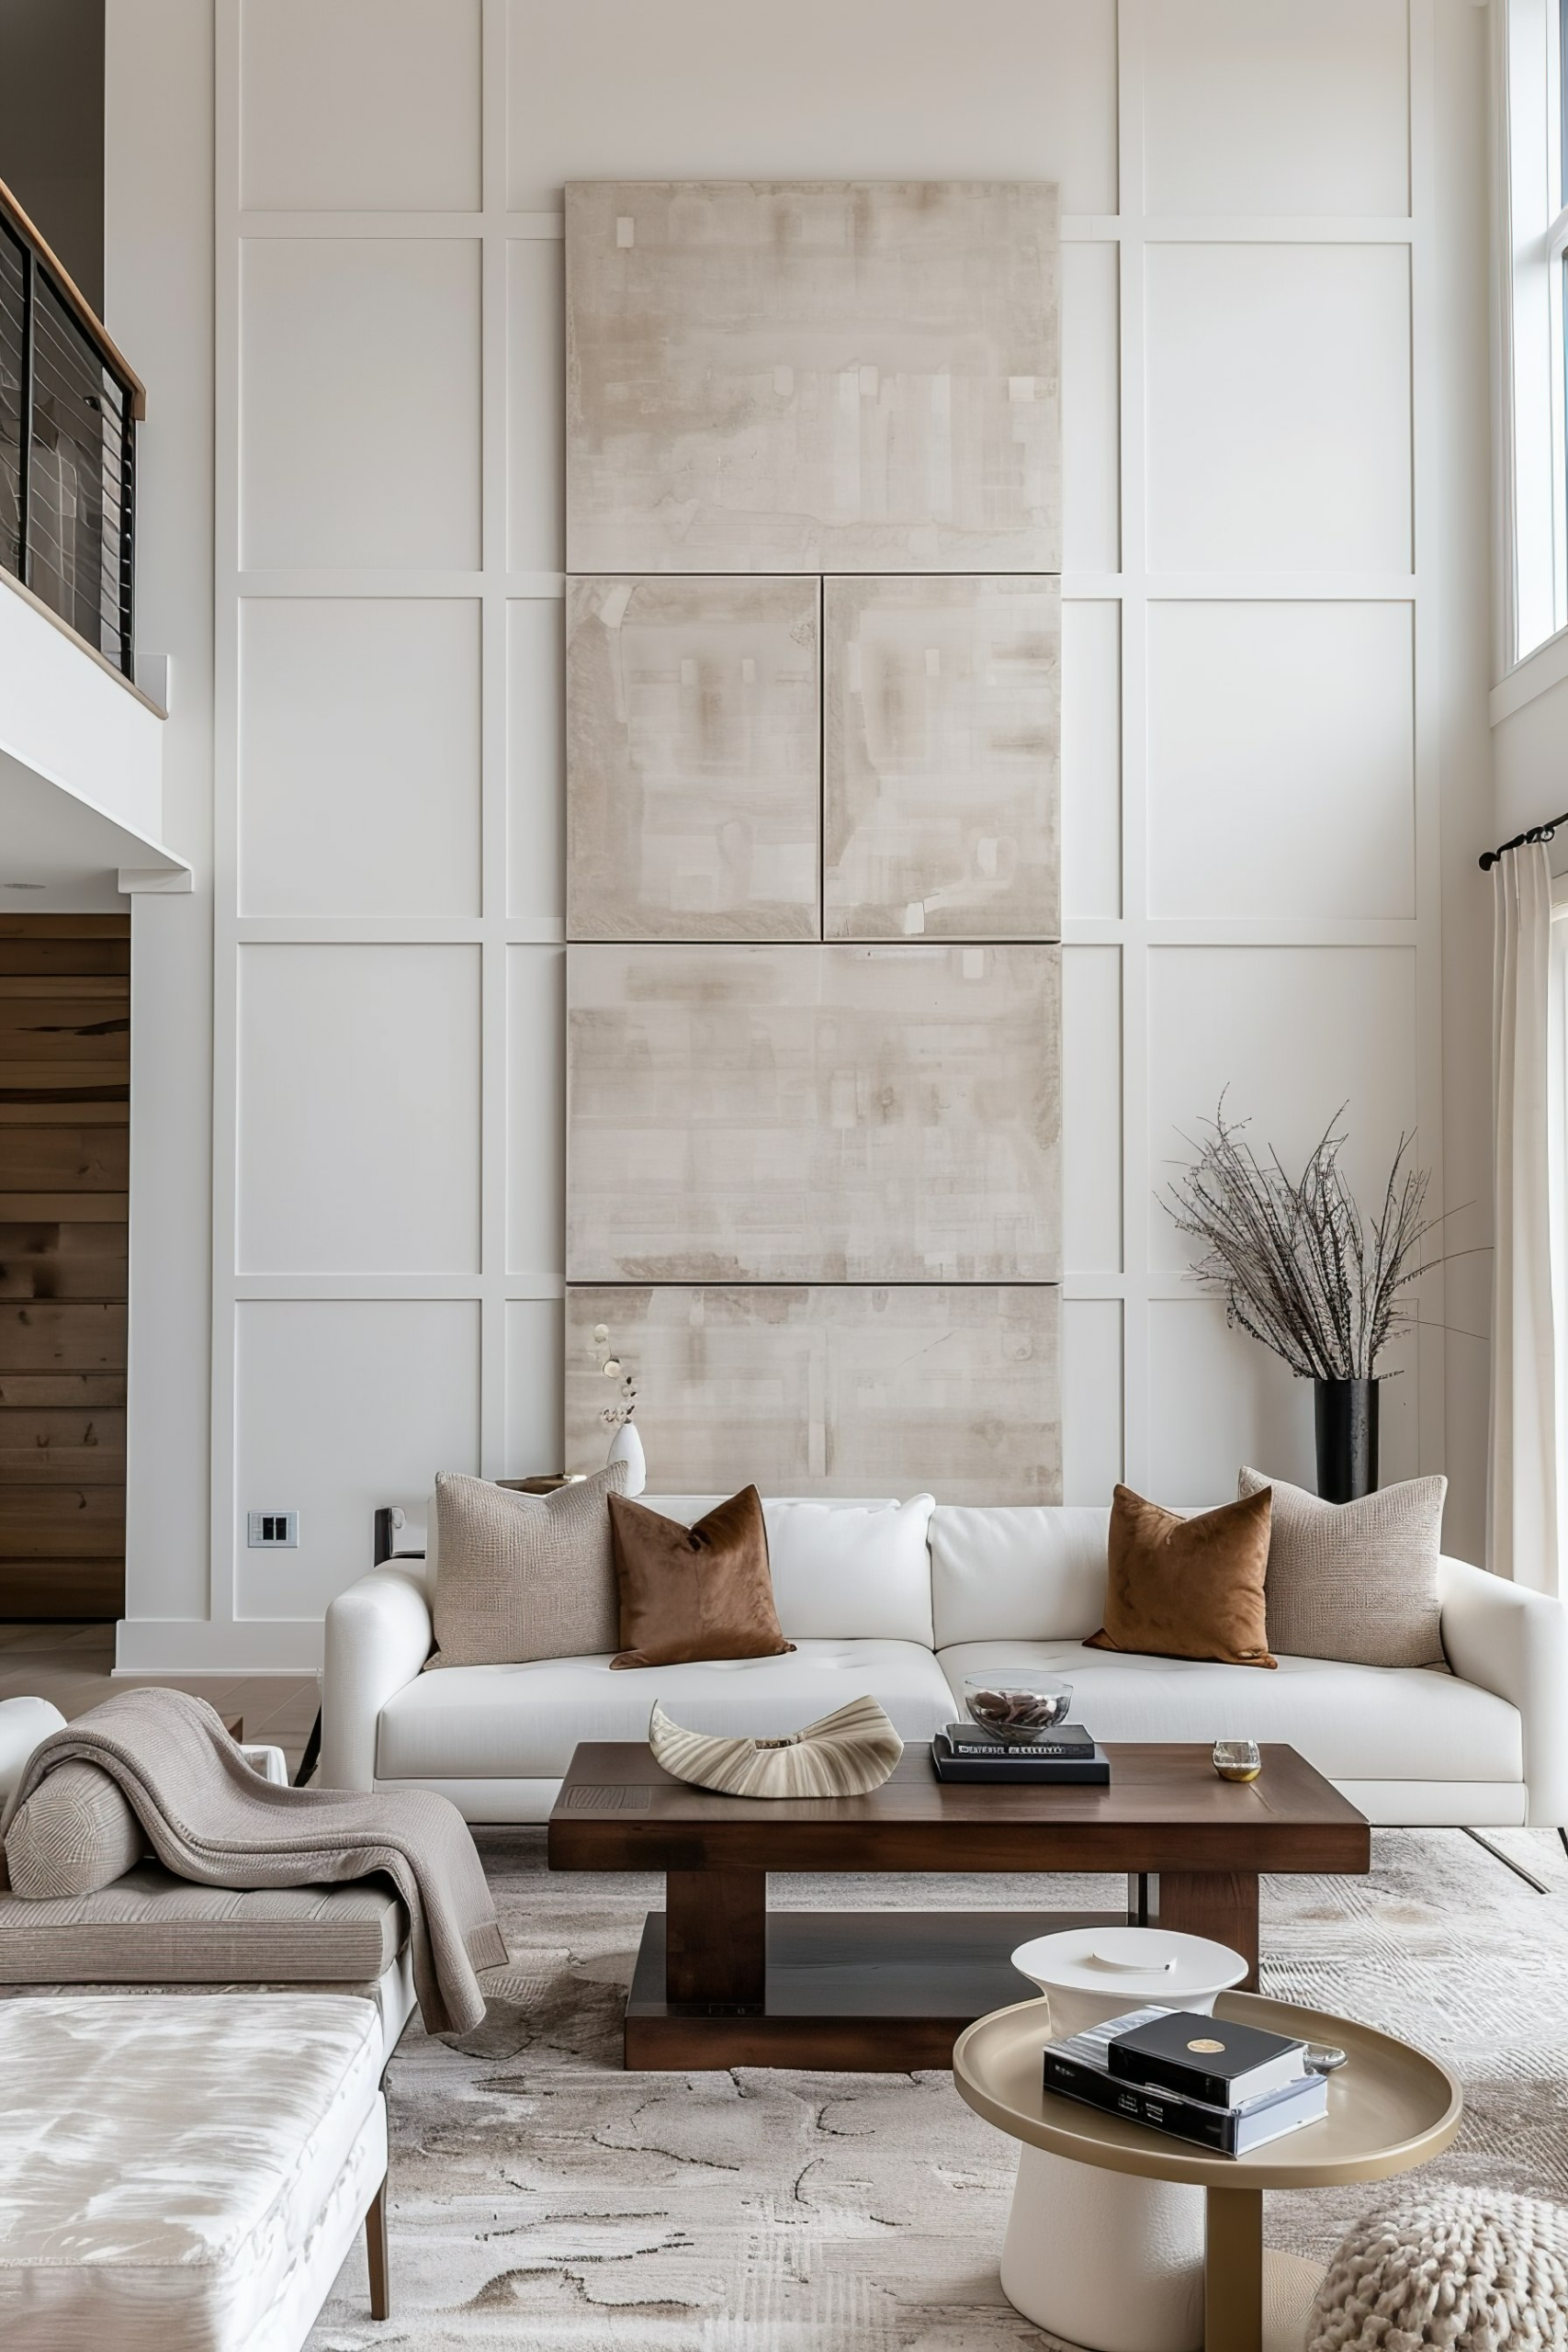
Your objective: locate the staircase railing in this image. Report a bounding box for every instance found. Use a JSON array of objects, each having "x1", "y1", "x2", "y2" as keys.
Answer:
[{"x1": 0, "y1": 175, "x2": 144, "y2": 680}]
